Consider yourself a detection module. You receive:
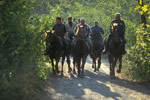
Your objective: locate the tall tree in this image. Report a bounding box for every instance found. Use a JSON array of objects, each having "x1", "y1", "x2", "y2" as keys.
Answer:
[{"x1": 138, "y1": 0, "x2": 147, "y2": 27}]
